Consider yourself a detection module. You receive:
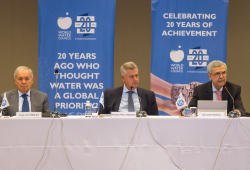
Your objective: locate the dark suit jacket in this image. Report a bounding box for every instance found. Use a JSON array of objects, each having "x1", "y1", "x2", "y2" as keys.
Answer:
[
  {"x1": 100, "y1": 86, "x2": 159, "y2": 115},
  {"x1": 0, "y1": 88, "x2": 51, "y2": 116},
  {"x1": 188, "y1": 81, "x2": 245, "y2": 116}
]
